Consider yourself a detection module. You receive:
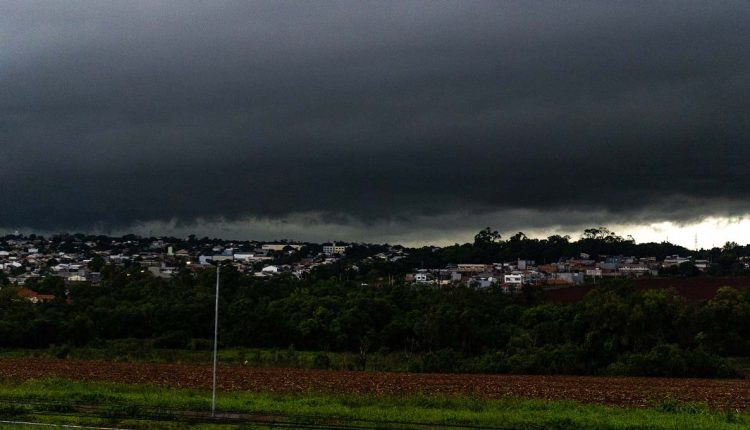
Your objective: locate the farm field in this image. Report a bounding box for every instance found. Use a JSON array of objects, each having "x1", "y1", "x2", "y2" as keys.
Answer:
[
  {"x1": 0, "y1": 378, "x2": 749, "y2": 429},
  {"x1": 1, "y1": 357, "x2": 750, "y2": 410}
]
